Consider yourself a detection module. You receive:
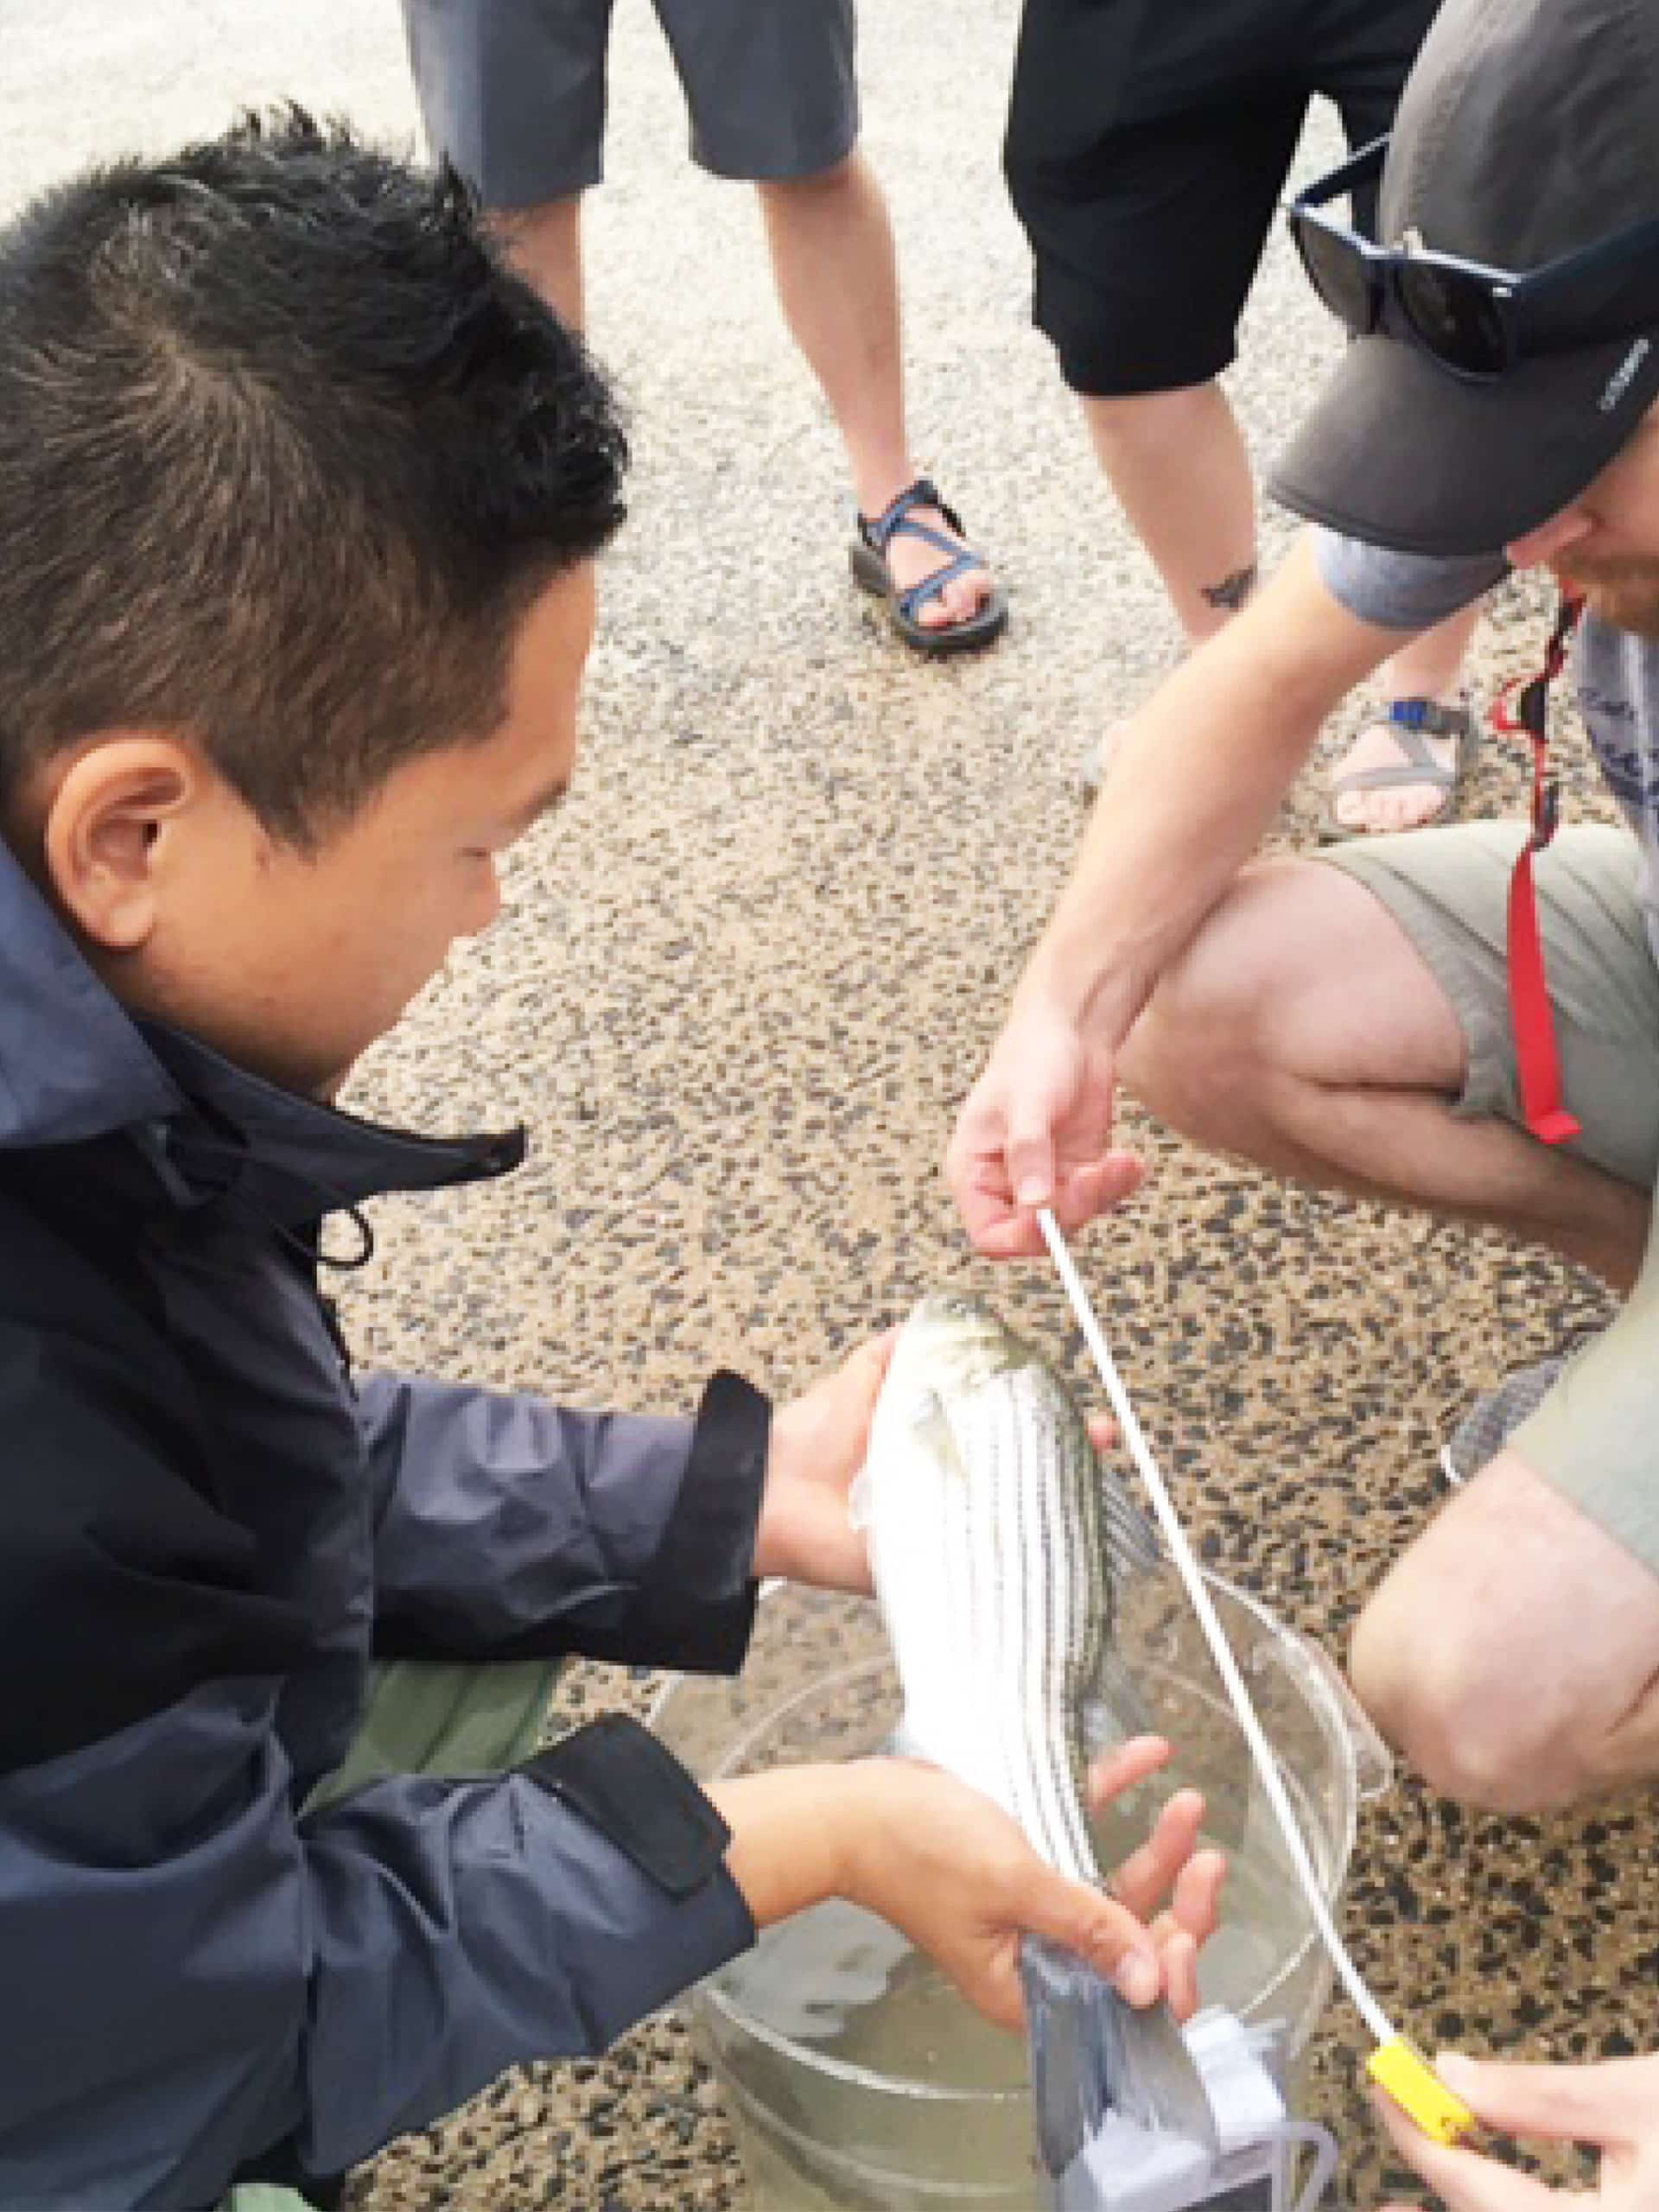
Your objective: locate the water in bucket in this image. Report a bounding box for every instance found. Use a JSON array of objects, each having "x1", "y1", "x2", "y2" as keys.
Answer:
[{"x1": 650, "y1": 1577, "x2": 1389, "y2": 2211}]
